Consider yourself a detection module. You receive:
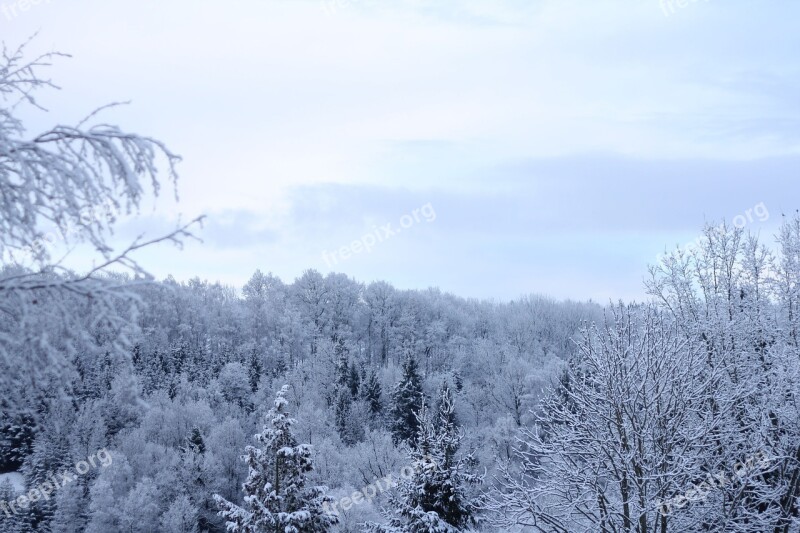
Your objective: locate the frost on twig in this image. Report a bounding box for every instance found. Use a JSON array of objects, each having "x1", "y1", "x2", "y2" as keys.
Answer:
[{"x1": 0, "y1": 38, "x2": 202, "y2": 377}]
